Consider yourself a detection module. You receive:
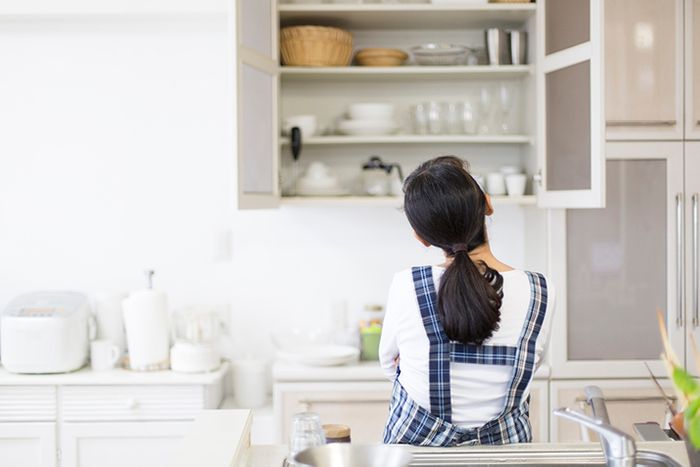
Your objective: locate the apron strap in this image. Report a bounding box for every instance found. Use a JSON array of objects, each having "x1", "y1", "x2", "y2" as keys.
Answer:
[
  {"x1": 411, "y1": 266, "x2": 452, "y2": 422},
  {"x1": 498, "y1": 271, "x2": 549, "y2": 416}
]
